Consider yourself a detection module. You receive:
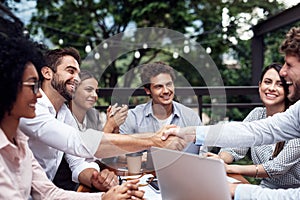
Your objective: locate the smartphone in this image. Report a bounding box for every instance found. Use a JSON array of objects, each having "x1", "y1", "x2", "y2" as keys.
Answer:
[{"x1": 148, "y1": 179, "x2": 160, "y2": 193}]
